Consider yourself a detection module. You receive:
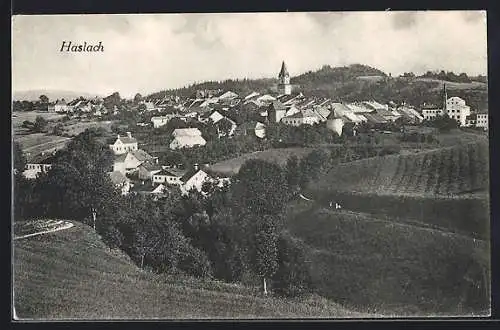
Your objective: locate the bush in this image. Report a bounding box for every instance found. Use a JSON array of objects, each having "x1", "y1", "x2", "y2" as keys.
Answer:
[
  {"x1": 179, "y1": 246, "x2": 214, "y2": 278},
  {"x1": 272, "y1": 233, "x2": 313, "y2": 297}
]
